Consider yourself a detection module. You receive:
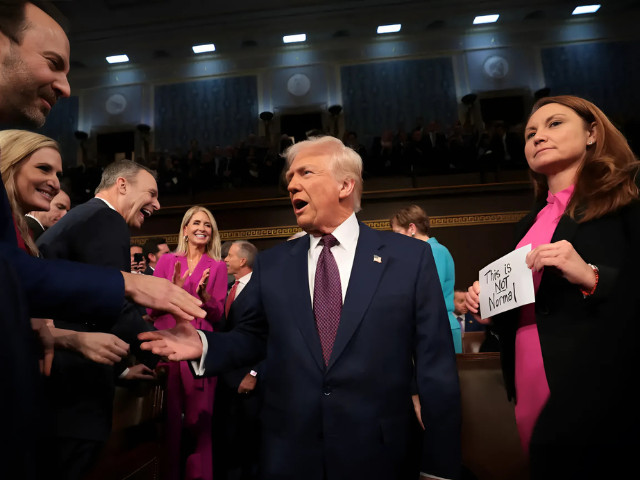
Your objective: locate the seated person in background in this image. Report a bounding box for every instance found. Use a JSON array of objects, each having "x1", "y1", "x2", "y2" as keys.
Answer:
[
  {"x1": 454, "y1": 287, "x2": 485, "y2": 334},
  {"x1": 142, "y1": 237, "x2": 169, "y2": 275},
  {"x1": 130, "y1": 244, "x2": 146, "y2": 273},
  {"x1": 26, "y1": 188, "x2": 71, "y2": 242}
]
